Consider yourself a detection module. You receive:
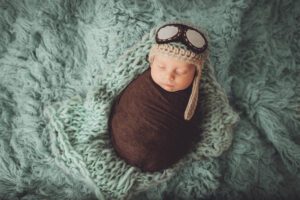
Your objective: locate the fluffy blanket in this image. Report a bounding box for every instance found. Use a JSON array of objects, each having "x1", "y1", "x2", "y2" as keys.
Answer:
[{"x1": 0, "y1": 0, "x2": 299, "y2": 200}]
